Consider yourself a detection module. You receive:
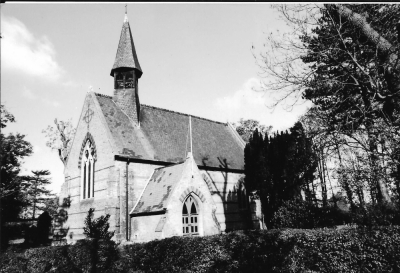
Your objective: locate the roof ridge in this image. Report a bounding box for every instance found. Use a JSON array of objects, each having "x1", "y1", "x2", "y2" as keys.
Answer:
[
  {"x1": 141, "y1": 104, "x2": 226, "y2": 125},
  {"x1": 94, "y1": 92, "x2": 113, "y2": 99}
]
